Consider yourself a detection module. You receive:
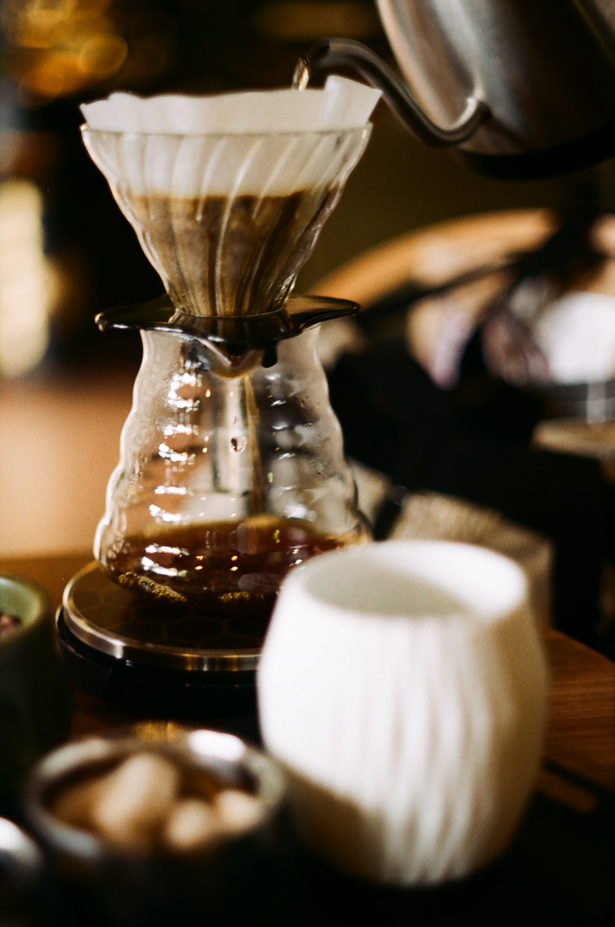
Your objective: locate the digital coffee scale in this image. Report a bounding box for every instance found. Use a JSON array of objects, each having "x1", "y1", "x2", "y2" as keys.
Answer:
[{"x1": 57, "y1": 563, "x2": 264, "y2": 716}]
